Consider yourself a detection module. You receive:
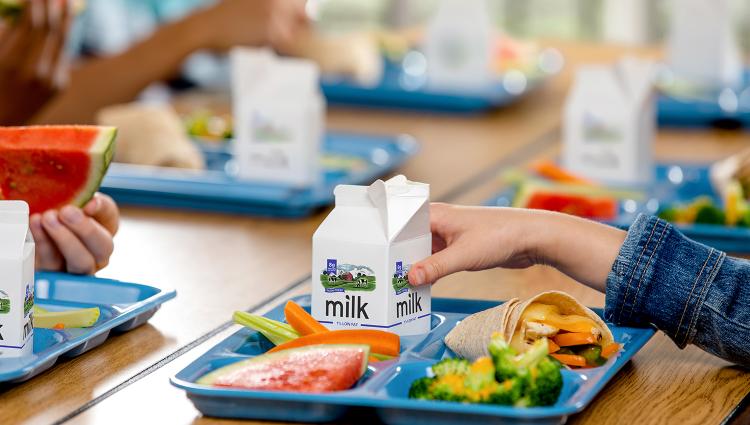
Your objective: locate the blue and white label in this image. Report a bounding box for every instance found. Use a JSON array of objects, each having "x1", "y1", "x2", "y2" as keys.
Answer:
[{"x1": 326, "y1": 259, "x2": 337, "y2": 275}]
